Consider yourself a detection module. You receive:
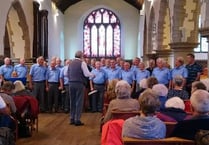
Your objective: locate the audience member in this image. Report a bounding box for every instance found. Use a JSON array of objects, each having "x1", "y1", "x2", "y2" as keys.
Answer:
[
  {"x1": 167, "y1": 76, "x2": 189, "y2": 100},
  {"x1": 0, "y1": 81, "x2": 16, "y2": 115},
  {"x1": 171, "y1": 90, "x2": 209, "y2": 140},
  {"x1": 103, "y1": 80, "x2": 139, "y2": 123},
  {"x1": 191, "y1": 81, "x2": 207, "y2": 94},
  {"x1": 147, "y1": 76, "x2": 158, "y2": 89},
  {"x1": 152, "y1": 84, "x2": 168, "y2": 110},
  {"x1": 12, "y1": 80, "x2": 33, "y2": 97},
  {"x1": 0, "y1": 96, "x2": 6, "y2": 114},
  {"x1": 157, "y1": 97, "x2": 190, "y2": 122},
  {"x1": 122, "y1": 89, "x2": 166, "y2": 139},
  {"x1": 103, "y1": 79, "x2": 119, "y2": 104},
  {"x1": 132, "y1": 78, "x2": 147, "y2": 99}
]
